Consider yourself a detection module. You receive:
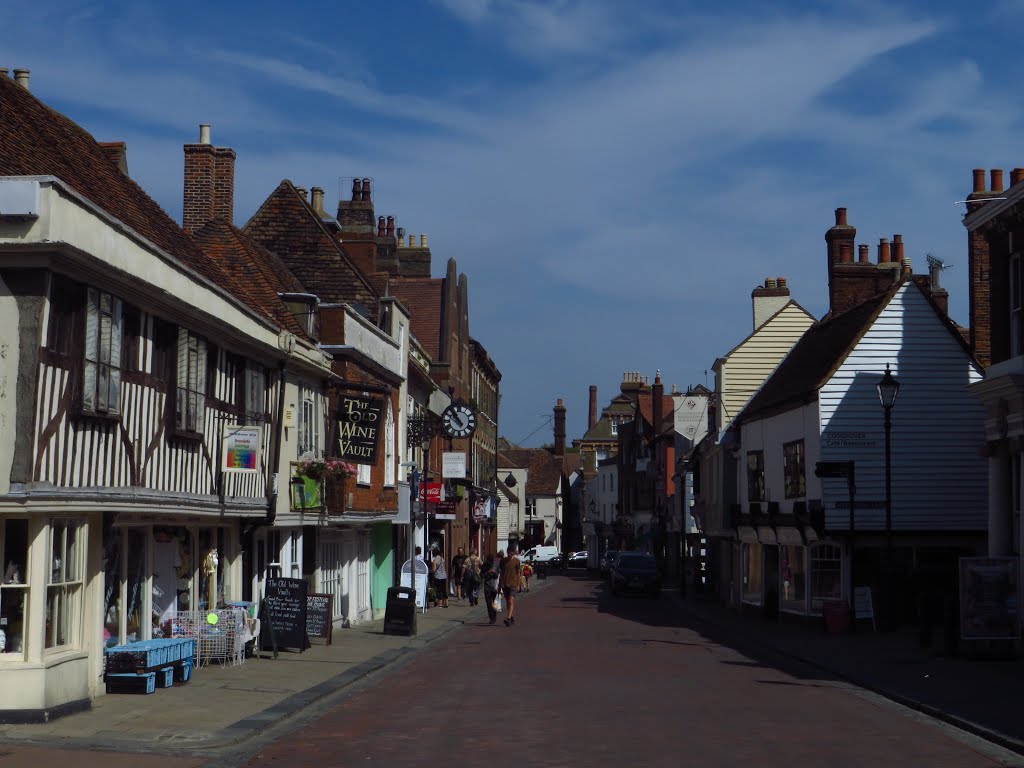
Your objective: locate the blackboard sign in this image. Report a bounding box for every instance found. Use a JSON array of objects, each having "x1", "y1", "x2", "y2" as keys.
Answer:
[
  {"x1": 306, "y1": 592, "x2": 333, "y2": 645},
  {"x1": 260, "y1": 577, "x2": 310, "y2": 653}
]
